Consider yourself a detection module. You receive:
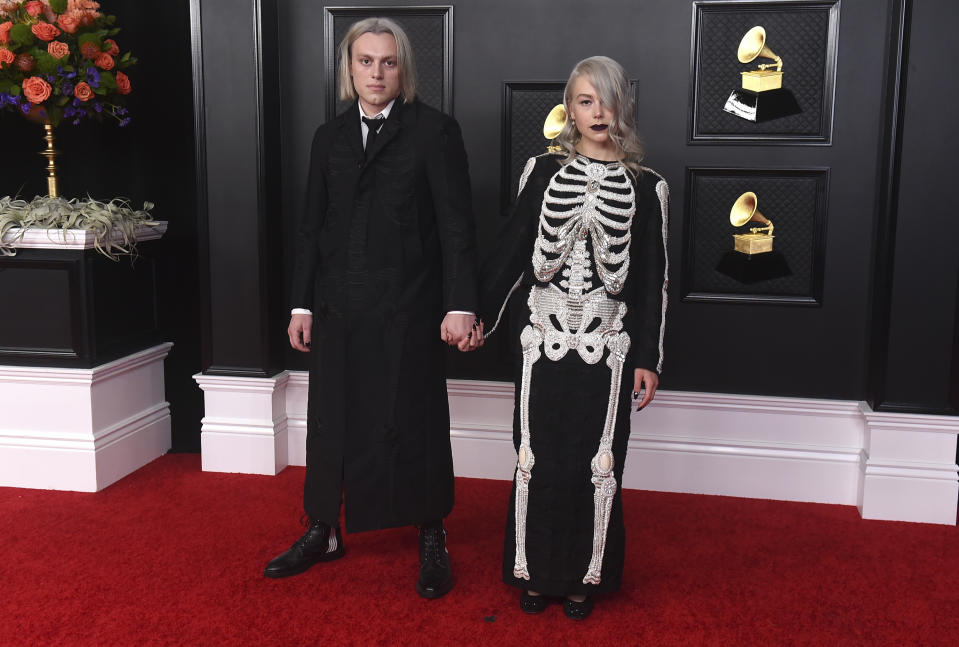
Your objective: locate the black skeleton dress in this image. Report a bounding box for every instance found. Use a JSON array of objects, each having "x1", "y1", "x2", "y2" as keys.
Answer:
[{"x1": 482, "y1": 152, "x2": 668, "y2": 596}]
